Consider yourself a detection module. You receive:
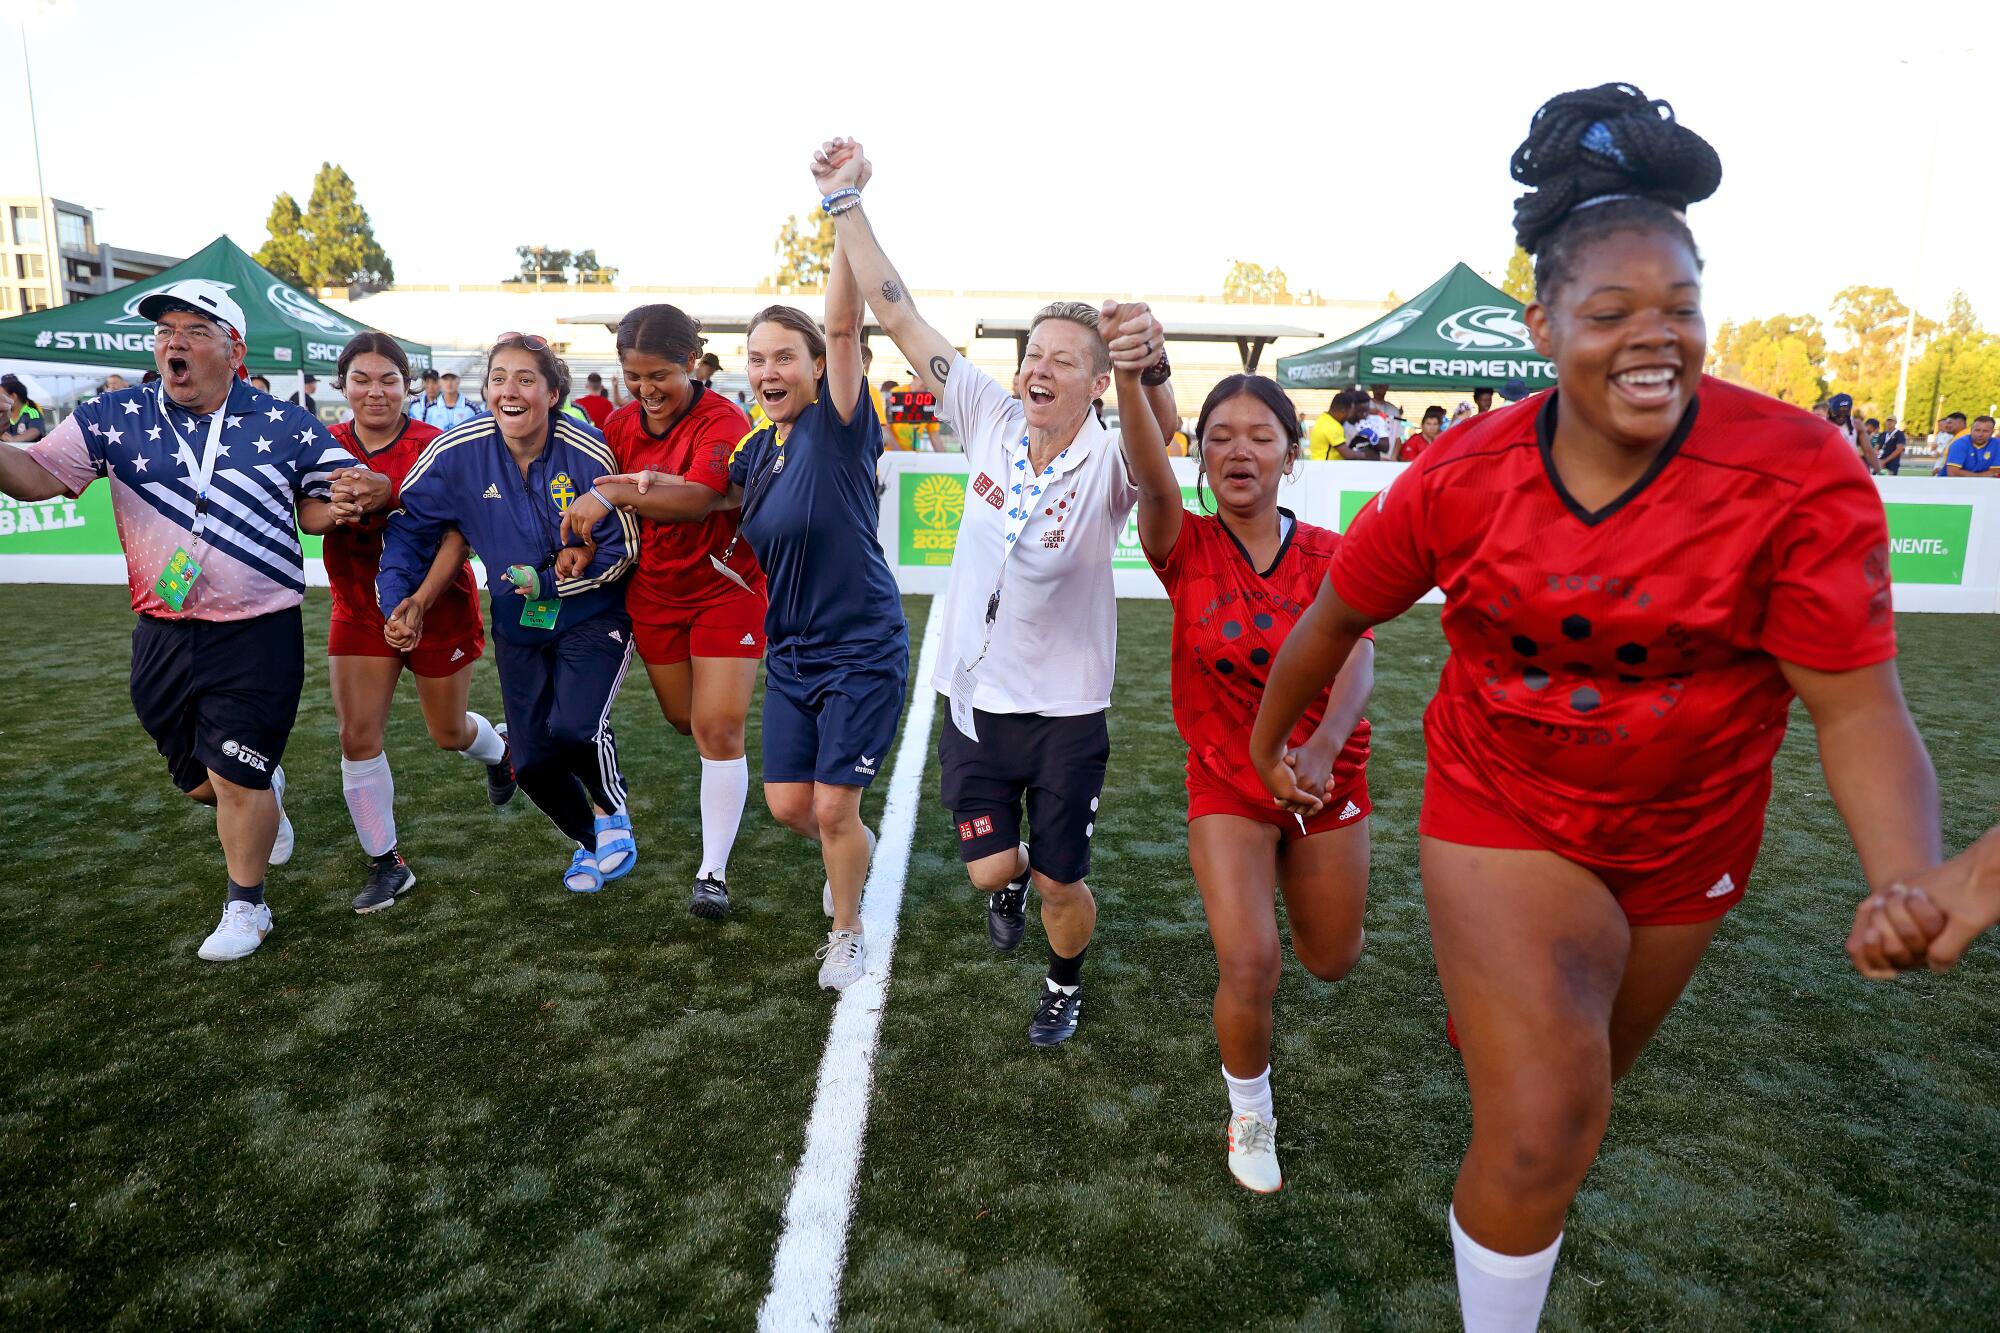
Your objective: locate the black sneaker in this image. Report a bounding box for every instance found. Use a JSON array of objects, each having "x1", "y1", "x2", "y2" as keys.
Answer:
[
  {"x1": 689, "y1": 873, "x2": 730, "y2": 920},
  {"x1": 987, "y1": 869, "x2": 1030, "y2": 951},
  {"x1": 1028, "y1": 982, "x2": 1081, "y2": 1047},
  {"x1": 487, "y1": 725, "x2": 517, "y2": 806},
  {"x1": 353, "y1": 851, "x2": 415, "y2": 914}
]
